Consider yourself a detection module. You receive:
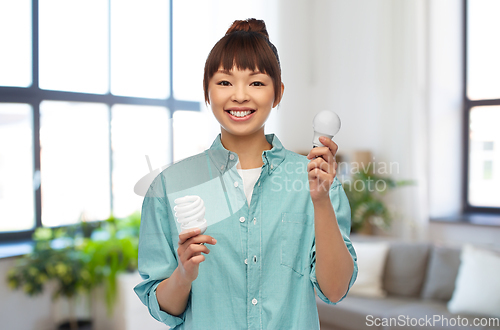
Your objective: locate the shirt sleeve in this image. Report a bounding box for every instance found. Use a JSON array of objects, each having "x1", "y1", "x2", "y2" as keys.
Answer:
[
  {"x1": 309, "y1": 177, "x2": 358, "y2": 305},
  {"x1": 133, "y1": 173, "x2": 187, "y2": 328}
]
